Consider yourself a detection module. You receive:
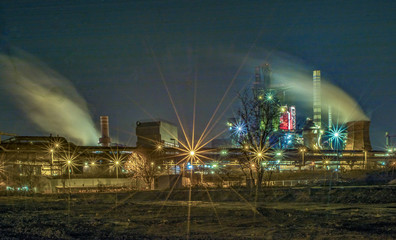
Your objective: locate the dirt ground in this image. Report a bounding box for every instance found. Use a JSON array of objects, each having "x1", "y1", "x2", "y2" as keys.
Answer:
[{"x1": 1, "y1": 188, "x2": 396, "y2": 239}]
